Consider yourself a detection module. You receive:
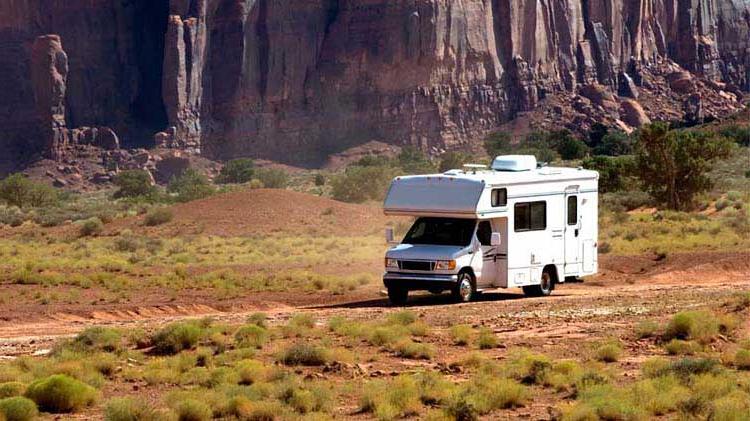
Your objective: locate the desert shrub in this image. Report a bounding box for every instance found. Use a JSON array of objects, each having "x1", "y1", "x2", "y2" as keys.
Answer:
[
  {"x1": 217, "y1": 159, "x2": 255, "y2": 184},
  {"x1": 234, "y1": 325, "x2": 269, "y2": 349},
  {"x1": 594, "y1": 341, "x2": 622, "y2": 363},
  {"x1": 665, "y1": 339, "x2": 701, "y2": 356},
  {"x1": 635, "y1": 320, "x2": 660, "y2": 339},
  {"x1": 313, "y1": 174, "x2": 326, "y2": 186},
  {"x1": 504, "y1": 351, "x2": 552, "y2": 385},
  {"x1": 174, "y1": 399, "x2": 211, "y2": 421},
  {"x1": 331, "y1": 165, "x2": 396, "y2": 203},
  {"x1": 629, "y1": 375, "x2": 690, "y2": 416},
  {"x1": 463, "y1": 376, "x2": 529, "y2": 413},
  {"x1": 67, "y1": 326, "x2": 122, "y2": 353},
  {"x1": 555, "y1": 133, "x2": 589, "y2": 160},
  {"x1": 152, "y1": 322, "x2": 204, "y2": 355},
  {"x1": 144, "y1": 208, "x2": 173, "y2": 226},
  {"x1": 719, "y1": 124, "x2": 750, "y2": 147},
  {"x1": 735, "y1": 349, "x2": 750, "y2": 370},
  {"x1": 0, "y1": 174, "x2": 60, "y2": 208},
  {"x1": 0, "y1": 206, "x2": 25, "y2": 227},
  {"x1": 438, "y1": 152, "x2": 472, "y2": 173},
  {"x1": 254, "y1": 168, "x2": 288, "y2": 189},
  {"x1": 597, "y1": 241, "x2": 612, "y2": 254},
  {"x1": 105, "y1": 397, "x2": 172, "y2": 421},
  {"x1": 387, "y1": 311, "x2": 417, "y2": 326},
  {"x1": 367, "y1": 326, "x2": 407, "y2": 347},
  {"x1": 635, "y1": 123, "x2": 734, "y2": 210},
  {"x1": 24, "y1": 374, "x2": 97, "y2": 413},
  {"x1": 78, "y1": 217, "x2": 104, "y2": 237},
  {"x1": 655, "y1": 358, "x2": 719, "y2": 381},
  {"x1": 236, "y1": 360, "x2": 269, "y2": 385},
  {"x1": 450, "y1": 325, "x2": 473, "y2": 346},
  {"x1": 582, "y1": 156, "x2": 636, "y2": 193},
  {"x1": 0, "y1": 384, "x2": 24, "y2": 399},
  {"x1": 246, "y1": 312, "x2": 267, "y2": 328},
  {"x1": 593, "y1": 130, "x2": 633, "y2": 156},
  {"x1": 167, "y1": 169, "x2": 215, "y2": 203},
  {"x1": 708, "y1": 391, "x2": 750, "y2": 420},
  {"x1": 0, "y1": 397, "x2": 38, "y2": 421},
  {"x1": 484, "y1": 132, "x2": 513, "y2": 157},
  {"x1": 113, "y1": 170, "x2": 157, "y2": 199},
  {"x1": 360, "y1": 376, "x2": 422, "y2": 420},
  {"x1": 397, "y1": 146, "x2": 437, "y2": 174},
  {"x1": 572, "y1": 384, "x2": 644, "y2": 420},
  {"x1": 392, "y1": 339, "x2": 434, "y2": 360},
  {"x1": 477, "y1": 328, "x2": 498, "y2": 350},
  {"x1": 664, "y1": 310, "x2": 719, "y2": 344},
  {"x1": 278, "y1": 343, "x2": 330, "y2": 366}
]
